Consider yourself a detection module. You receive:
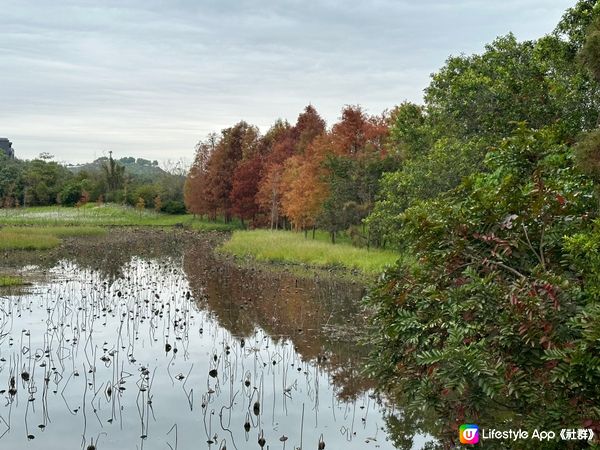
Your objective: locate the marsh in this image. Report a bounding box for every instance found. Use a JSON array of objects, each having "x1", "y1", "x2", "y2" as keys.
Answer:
[{"x1": 0, "y1": 230, "x2": 429, "y2": 449}]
